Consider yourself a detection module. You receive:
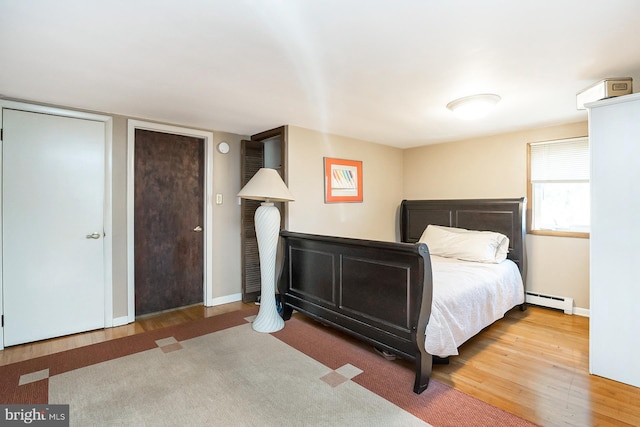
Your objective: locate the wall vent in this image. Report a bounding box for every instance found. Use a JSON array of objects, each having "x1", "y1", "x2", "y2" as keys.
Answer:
[{"x1": 525, "y1": 292, "x2": 573, "y2": 315}]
